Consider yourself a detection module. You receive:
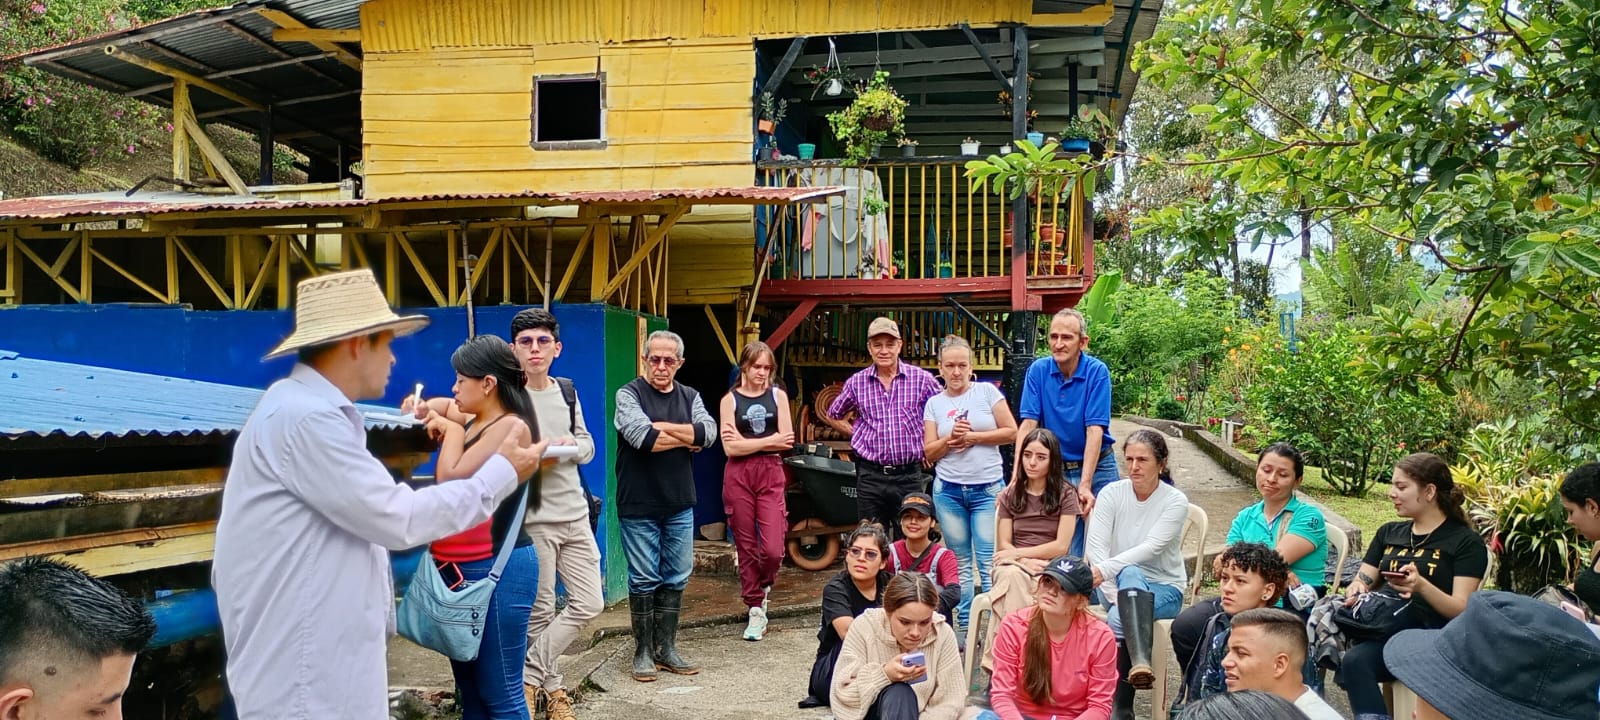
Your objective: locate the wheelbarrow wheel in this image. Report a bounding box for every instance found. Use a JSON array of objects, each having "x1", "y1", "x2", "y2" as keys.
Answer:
[{"x1": 787, "y1": 517, "x2": 840, "y2": 571}]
